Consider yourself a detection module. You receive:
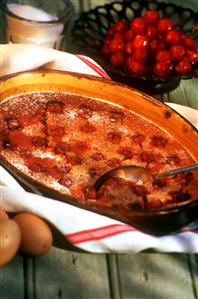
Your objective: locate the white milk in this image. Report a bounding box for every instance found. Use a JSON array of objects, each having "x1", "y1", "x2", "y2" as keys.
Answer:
[{"x1": 6, "y1": 4, "x2": 64, "y2": 48}]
